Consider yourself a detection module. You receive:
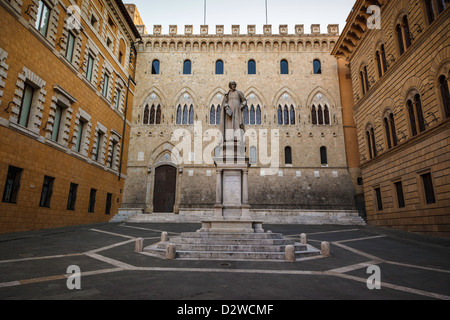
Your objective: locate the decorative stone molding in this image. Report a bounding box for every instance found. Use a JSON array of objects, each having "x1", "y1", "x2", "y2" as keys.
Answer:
[
  {"x1": 92, "y1": 122, "x2": 108, "y2": 164},
  {"x1": 45, "y1": 85, "x2": 76, "y2": 145},
  {"x1": 10, "y1": 67, "x2": 46, "y2": 134},
  {"x1": 0, "y1": 47, "x2": 8, "y2": 107},
  {"x1": 72, "y1": 107, "x2": 92, "y2": 155}
]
